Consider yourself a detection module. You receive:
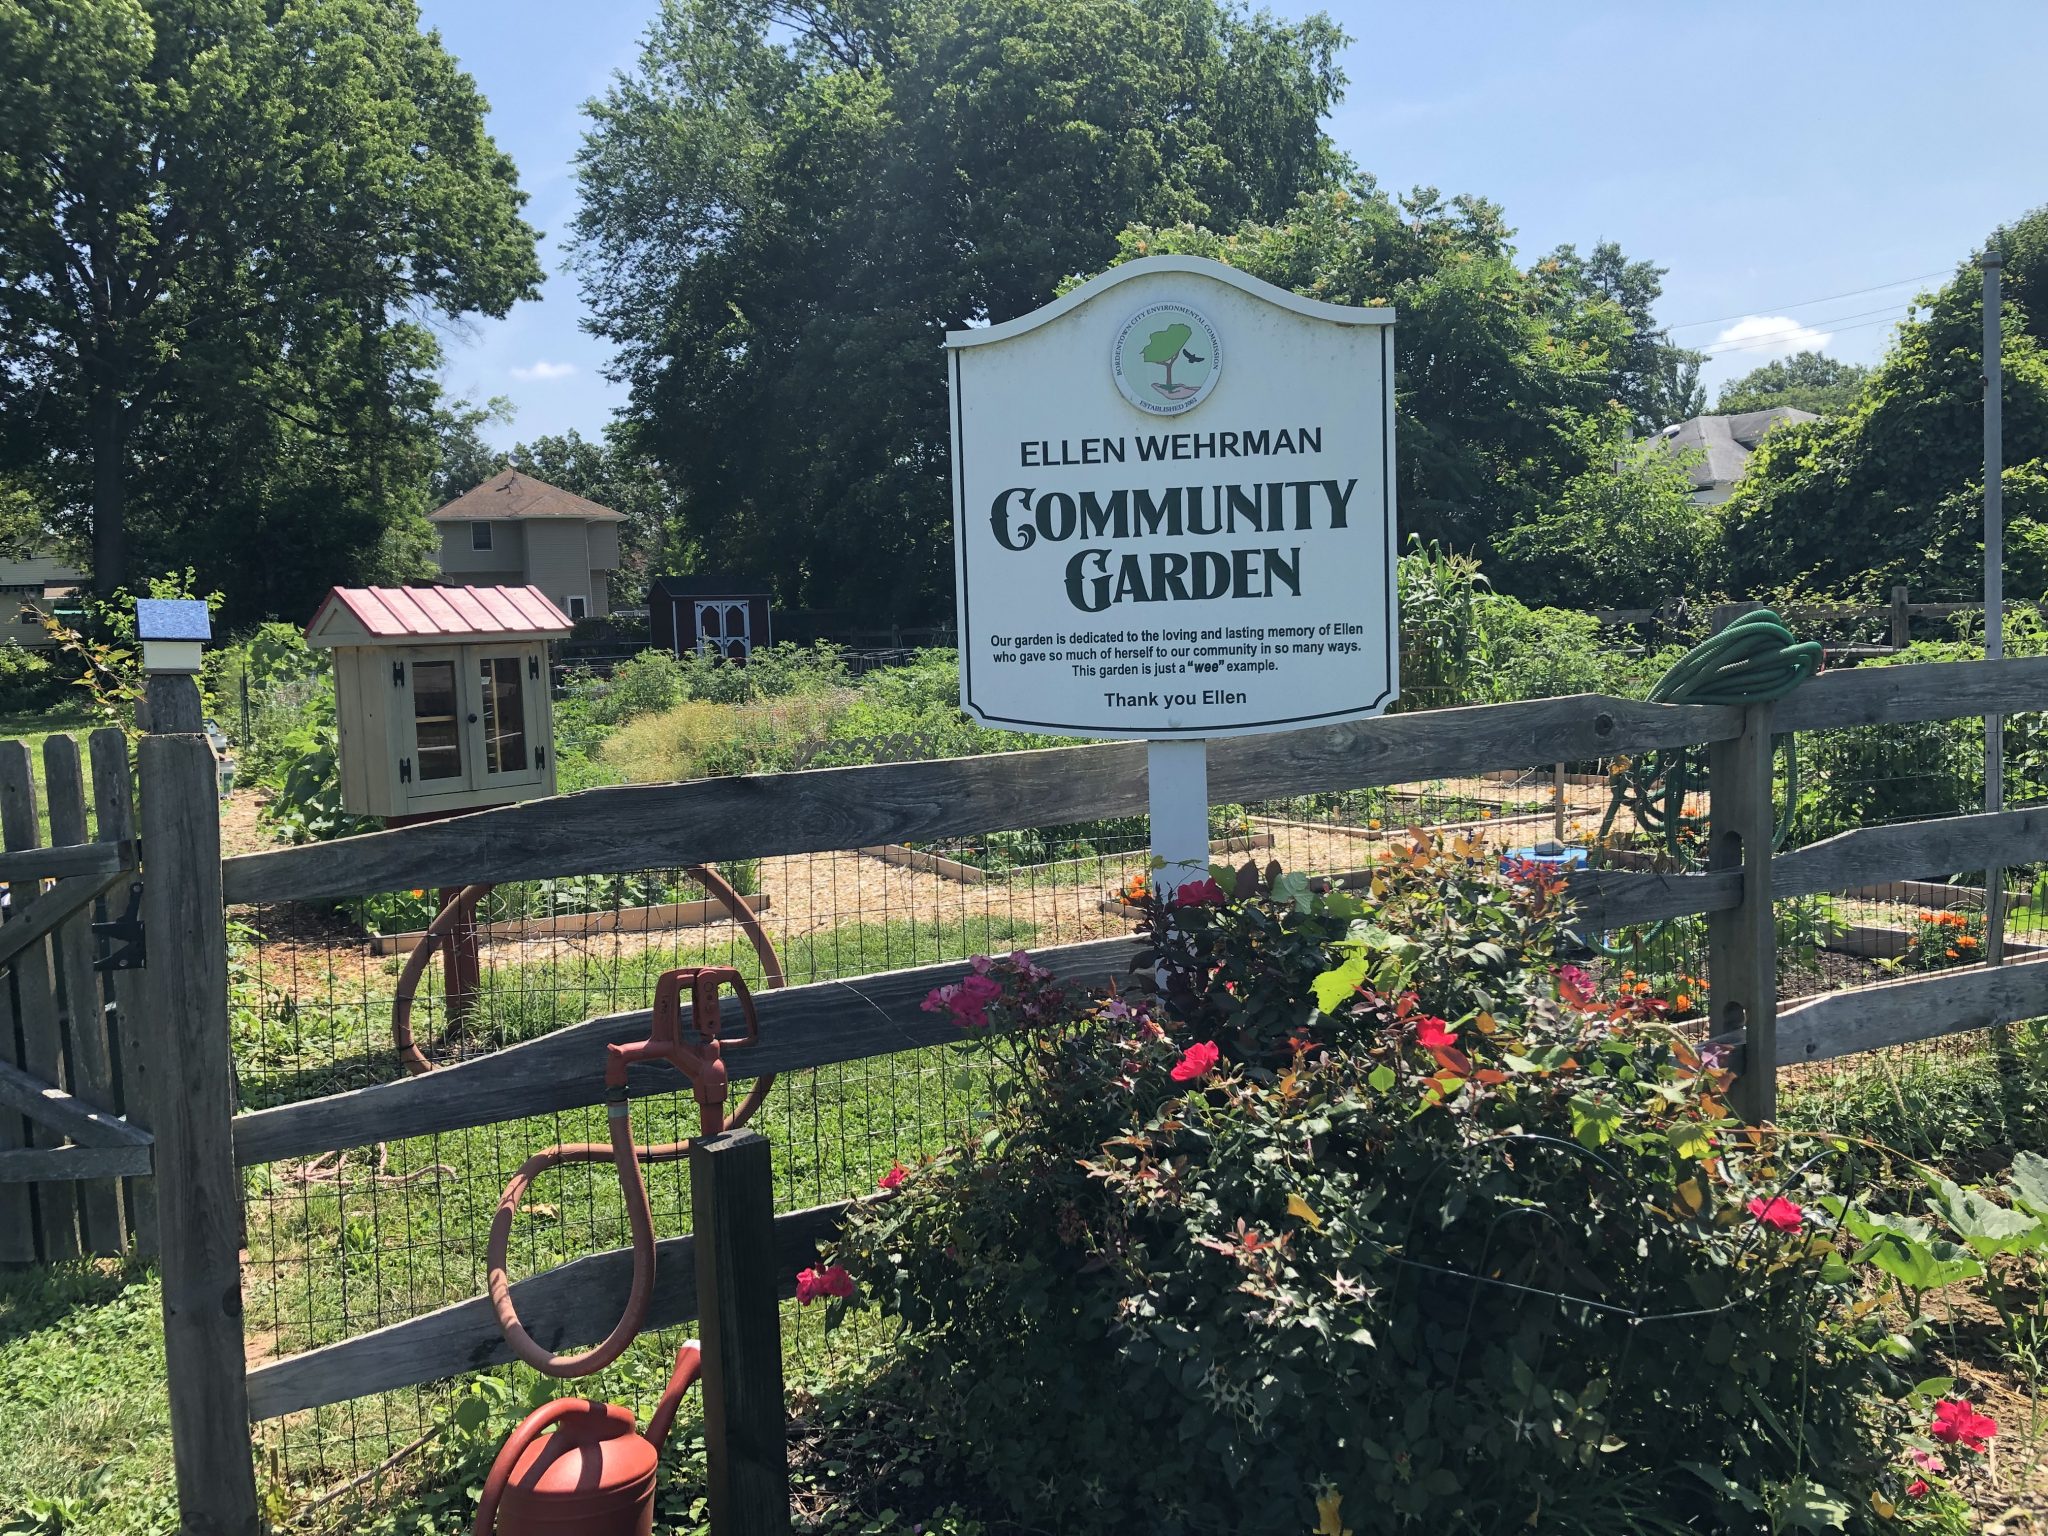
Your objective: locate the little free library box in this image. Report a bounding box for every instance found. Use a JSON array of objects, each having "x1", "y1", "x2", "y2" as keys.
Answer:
[{"x1": 946, "y1": 255, "x2": 1397, "y2": 739}]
